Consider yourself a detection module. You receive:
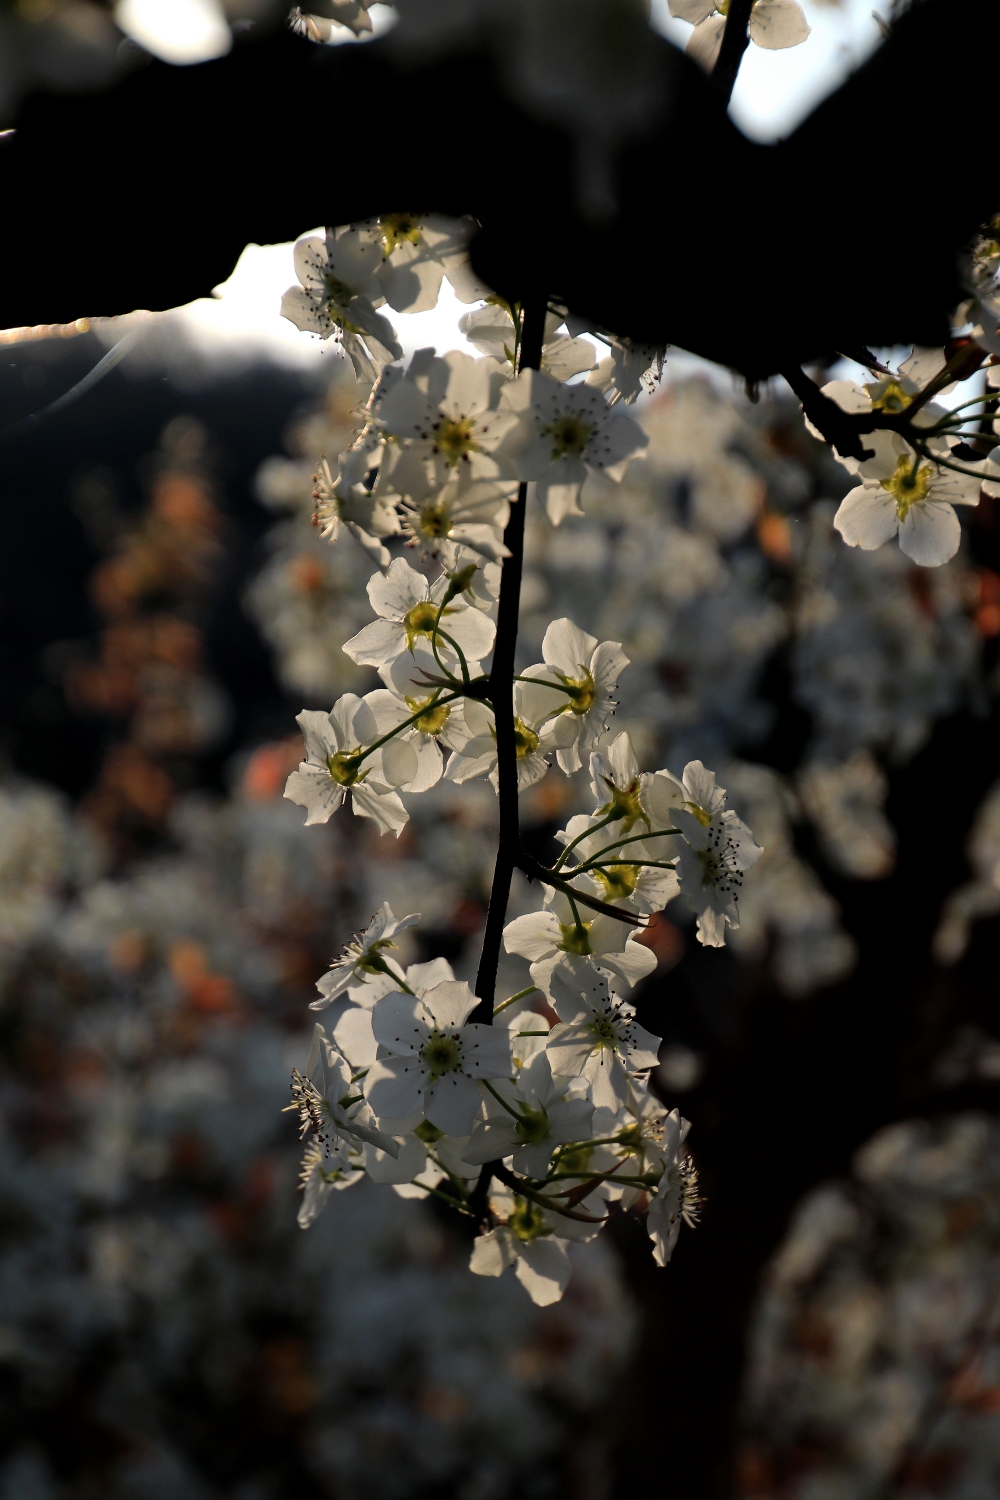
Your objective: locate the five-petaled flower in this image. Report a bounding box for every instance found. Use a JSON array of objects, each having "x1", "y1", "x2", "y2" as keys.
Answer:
[{"x1": 364, "y1": 980, "x2": 513, "y2": 1135}]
